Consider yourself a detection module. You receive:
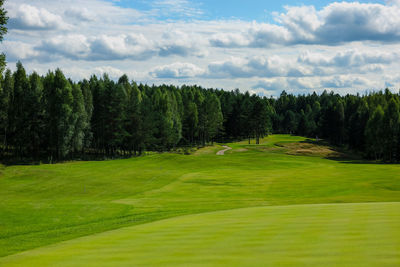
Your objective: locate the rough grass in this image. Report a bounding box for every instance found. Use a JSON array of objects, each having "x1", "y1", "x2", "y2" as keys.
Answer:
[
  {"x1": 0, "y1": 135, "x2": 399, "y2": 265},
  {"x1": 277, "y1": 141, "x2": 344, "y2": 158}
]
